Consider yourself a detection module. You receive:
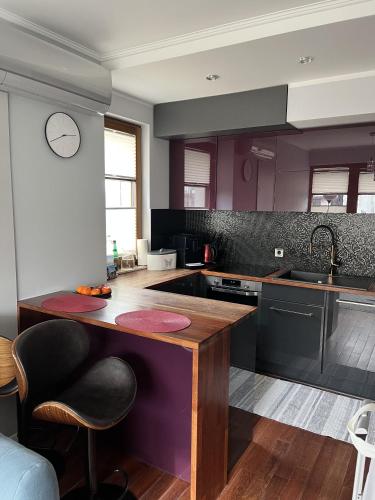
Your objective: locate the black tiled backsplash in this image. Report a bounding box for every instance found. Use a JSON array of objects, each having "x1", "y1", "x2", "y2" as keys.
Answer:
[{"x1": 151, "y1": 210, "x2": 375, "y2": 277}]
